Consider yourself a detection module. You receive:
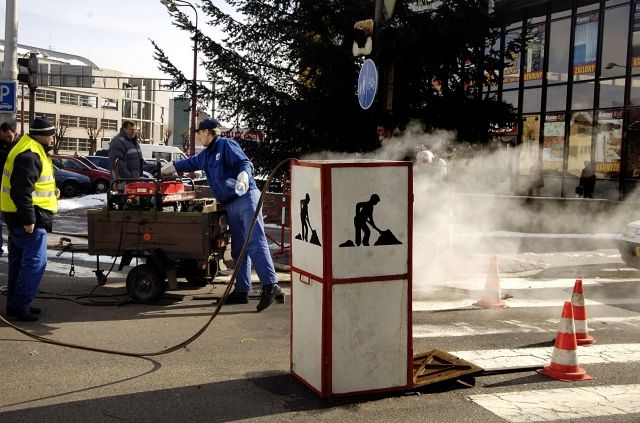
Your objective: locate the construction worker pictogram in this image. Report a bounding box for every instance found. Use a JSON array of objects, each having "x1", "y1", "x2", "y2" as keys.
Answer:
[
  {"x1": 473, "y1": 254, "x2": 507, "y2": 309},
  {"x1": 571, "y1": 279, "x2": 595, "y2": 345},
  {"x1": 537, "y1": 301, "x2": 592, "y2": 381}
]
